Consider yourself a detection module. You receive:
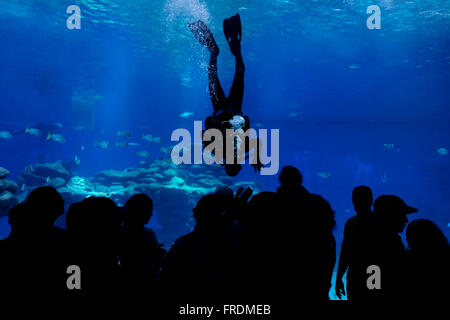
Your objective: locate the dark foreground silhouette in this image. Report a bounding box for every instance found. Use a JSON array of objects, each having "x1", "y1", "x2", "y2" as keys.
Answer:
[{"x1": 0, "y1": 165, "x2": 448, "y2": 309}]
